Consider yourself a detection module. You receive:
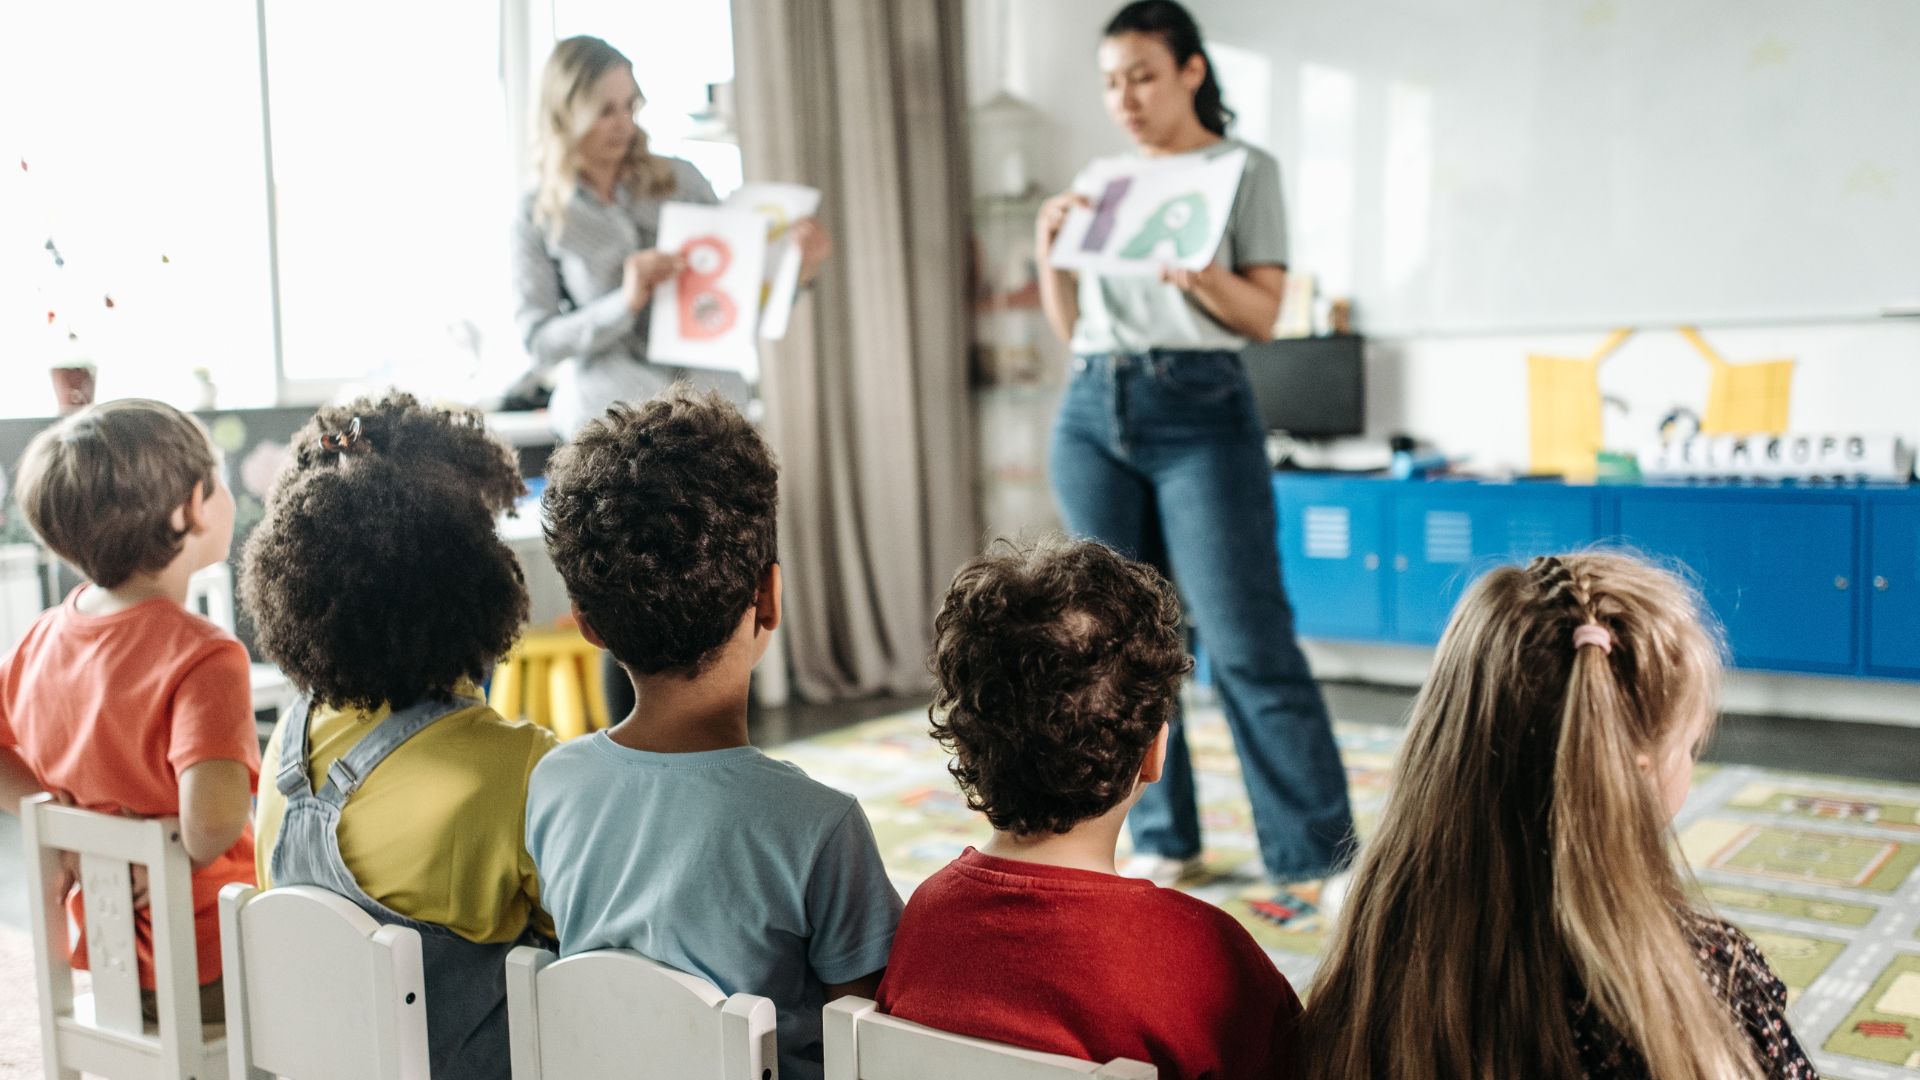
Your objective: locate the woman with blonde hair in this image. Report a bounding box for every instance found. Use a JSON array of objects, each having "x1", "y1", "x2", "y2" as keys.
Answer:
[
  {"x1": 1304, "y1": 552, "x2": 1816, "y2": 1080},
  {"x1": 511, "y1": 35, "x2": 831, "y2": 438}
]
